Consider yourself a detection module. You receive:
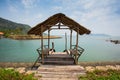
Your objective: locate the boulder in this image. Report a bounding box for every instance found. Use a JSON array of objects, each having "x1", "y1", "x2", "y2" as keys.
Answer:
[
  {"x1": 85, "y1": 66, "x2": 95, "y2": 72},
  {"x1": 106, "y1": 65, "x2": 116, "y2": 70},
  {"x1": 15, "y1": 67, "x2": 26, "y2": 74},
  {"x1": 25, "y1": 70, "x2": 37, "y2": 75},
  {"x1": 96, "y1": 66, "x2": 107, "y2": 71}
]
